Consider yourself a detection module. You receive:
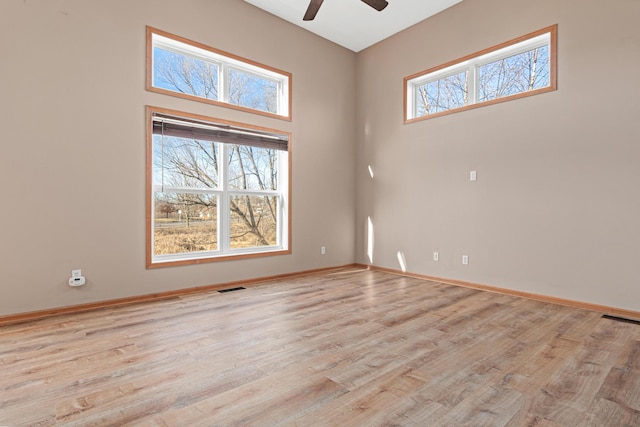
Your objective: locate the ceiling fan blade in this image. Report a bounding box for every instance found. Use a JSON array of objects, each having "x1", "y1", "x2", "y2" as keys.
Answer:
[
  {"x1": 361, "y1": 0, "x2": 389, "y2": 12},
  {"x1": 303, "y1": 0, "x2": 324, "y2": 21}
]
